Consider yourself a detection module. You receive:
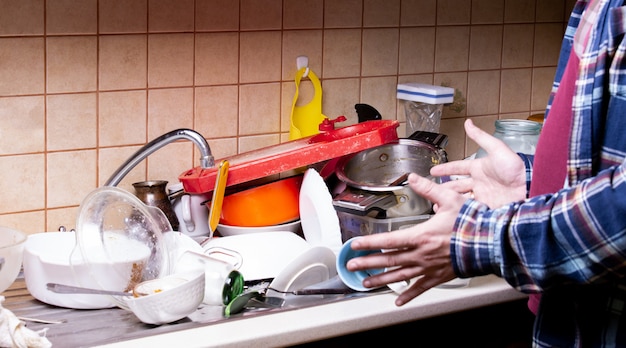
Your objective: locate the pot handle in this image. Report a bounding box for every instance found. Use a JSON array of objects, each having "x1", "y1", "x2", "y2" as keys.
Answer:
[{"x1": 407, "y1": 130, "x2": 448, "y2": 149}]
